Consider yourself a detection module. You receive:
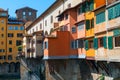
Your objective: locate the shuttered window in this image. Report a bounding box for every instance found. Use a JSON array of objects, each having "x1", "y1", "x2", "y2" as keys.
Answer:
[
  {"x1": 86, "y1": 20, "x2": 90, "y2": 30},
  {"x1": 103, "y1": 36, "x2": 107, "y2": 48},
  {"x1": 108, "y1": 36, "x2": 113, "y2": 49},
  {"x1": 85, "y1": 40, "x2": 89, "y2": 50},
  {"x1": 108, "y1": 3, "x2": 120, "y2": 20},
  {"x1": 94, "y1": 38, "x2": 98, "y2": 49},
  {"x1": 96, "y1": 11, "x2": 105, "y2": 24}
]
